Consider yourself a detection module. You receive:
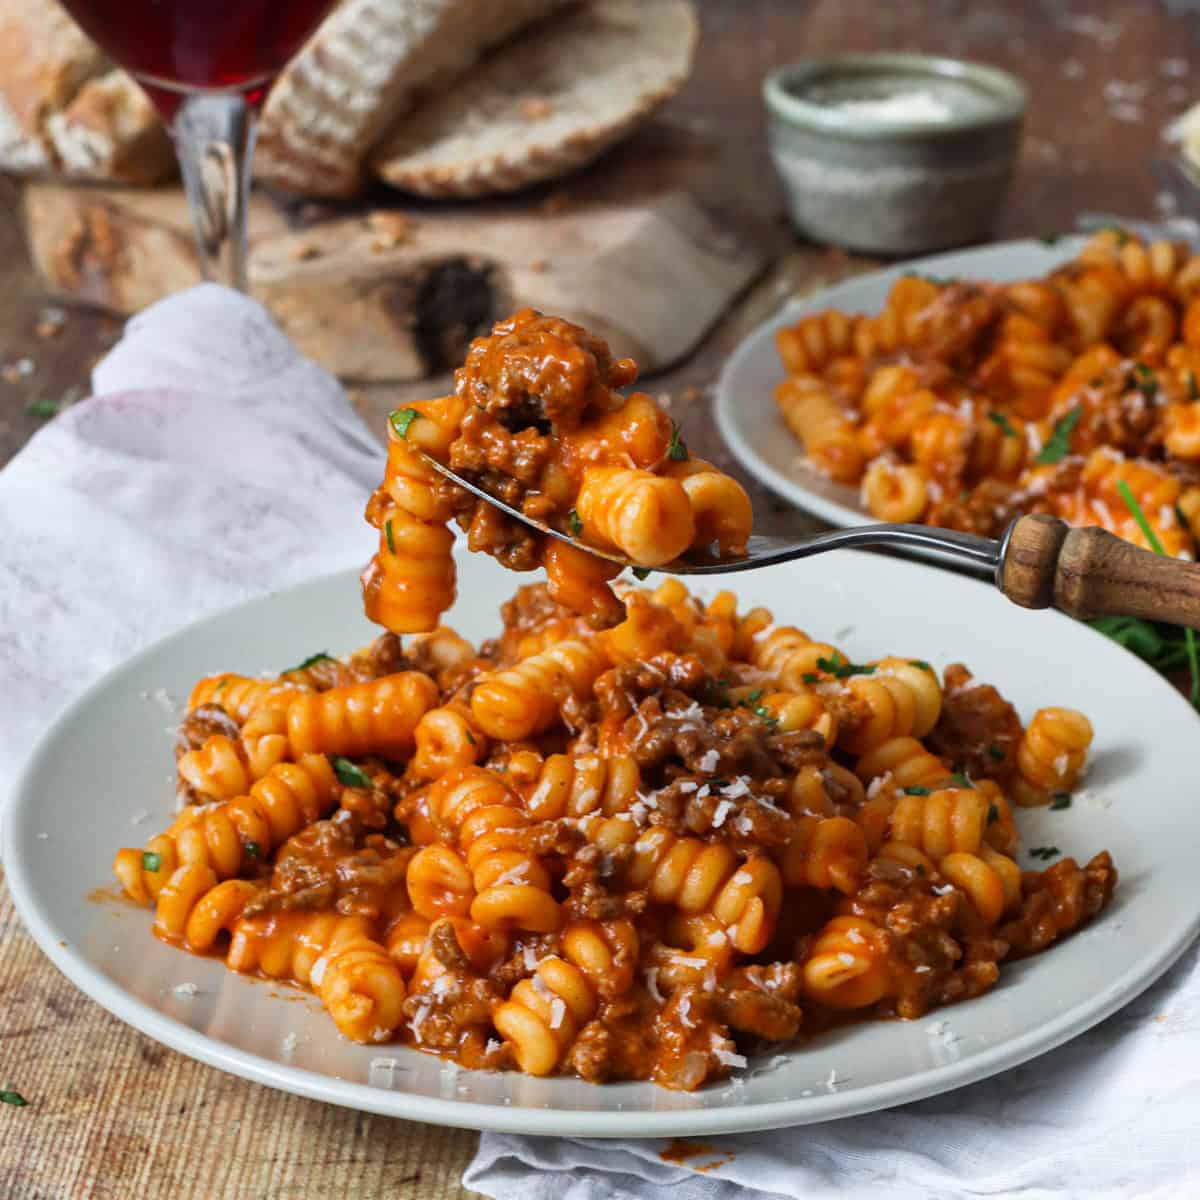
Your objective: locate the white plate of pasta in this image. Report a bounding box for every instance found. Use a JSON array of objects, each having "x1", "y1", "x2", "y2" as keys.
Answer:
[
  {"x1": 6, "y1": 545, "x2": 1199, "y2": 1137},
  {"x1": 716, "y1": 232, "x2": 1200, "y2": 559}
]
